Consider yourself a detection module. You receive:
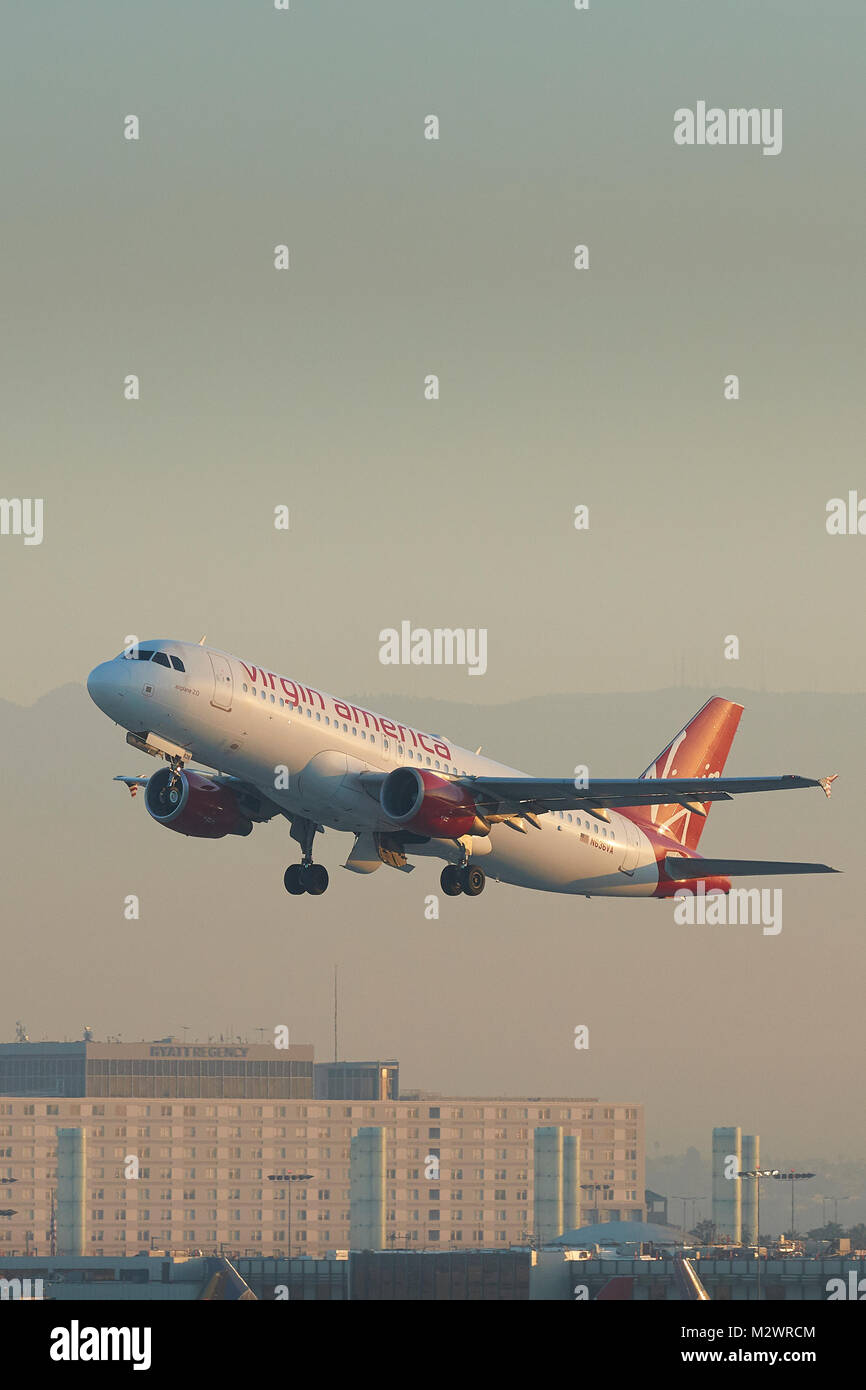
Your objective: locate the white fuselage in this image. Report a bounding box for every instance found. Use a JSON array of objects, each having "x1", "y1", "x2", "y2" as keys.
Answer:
[{"x1": 87, "y1": 640, "x2": 660, "y2": 897}]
